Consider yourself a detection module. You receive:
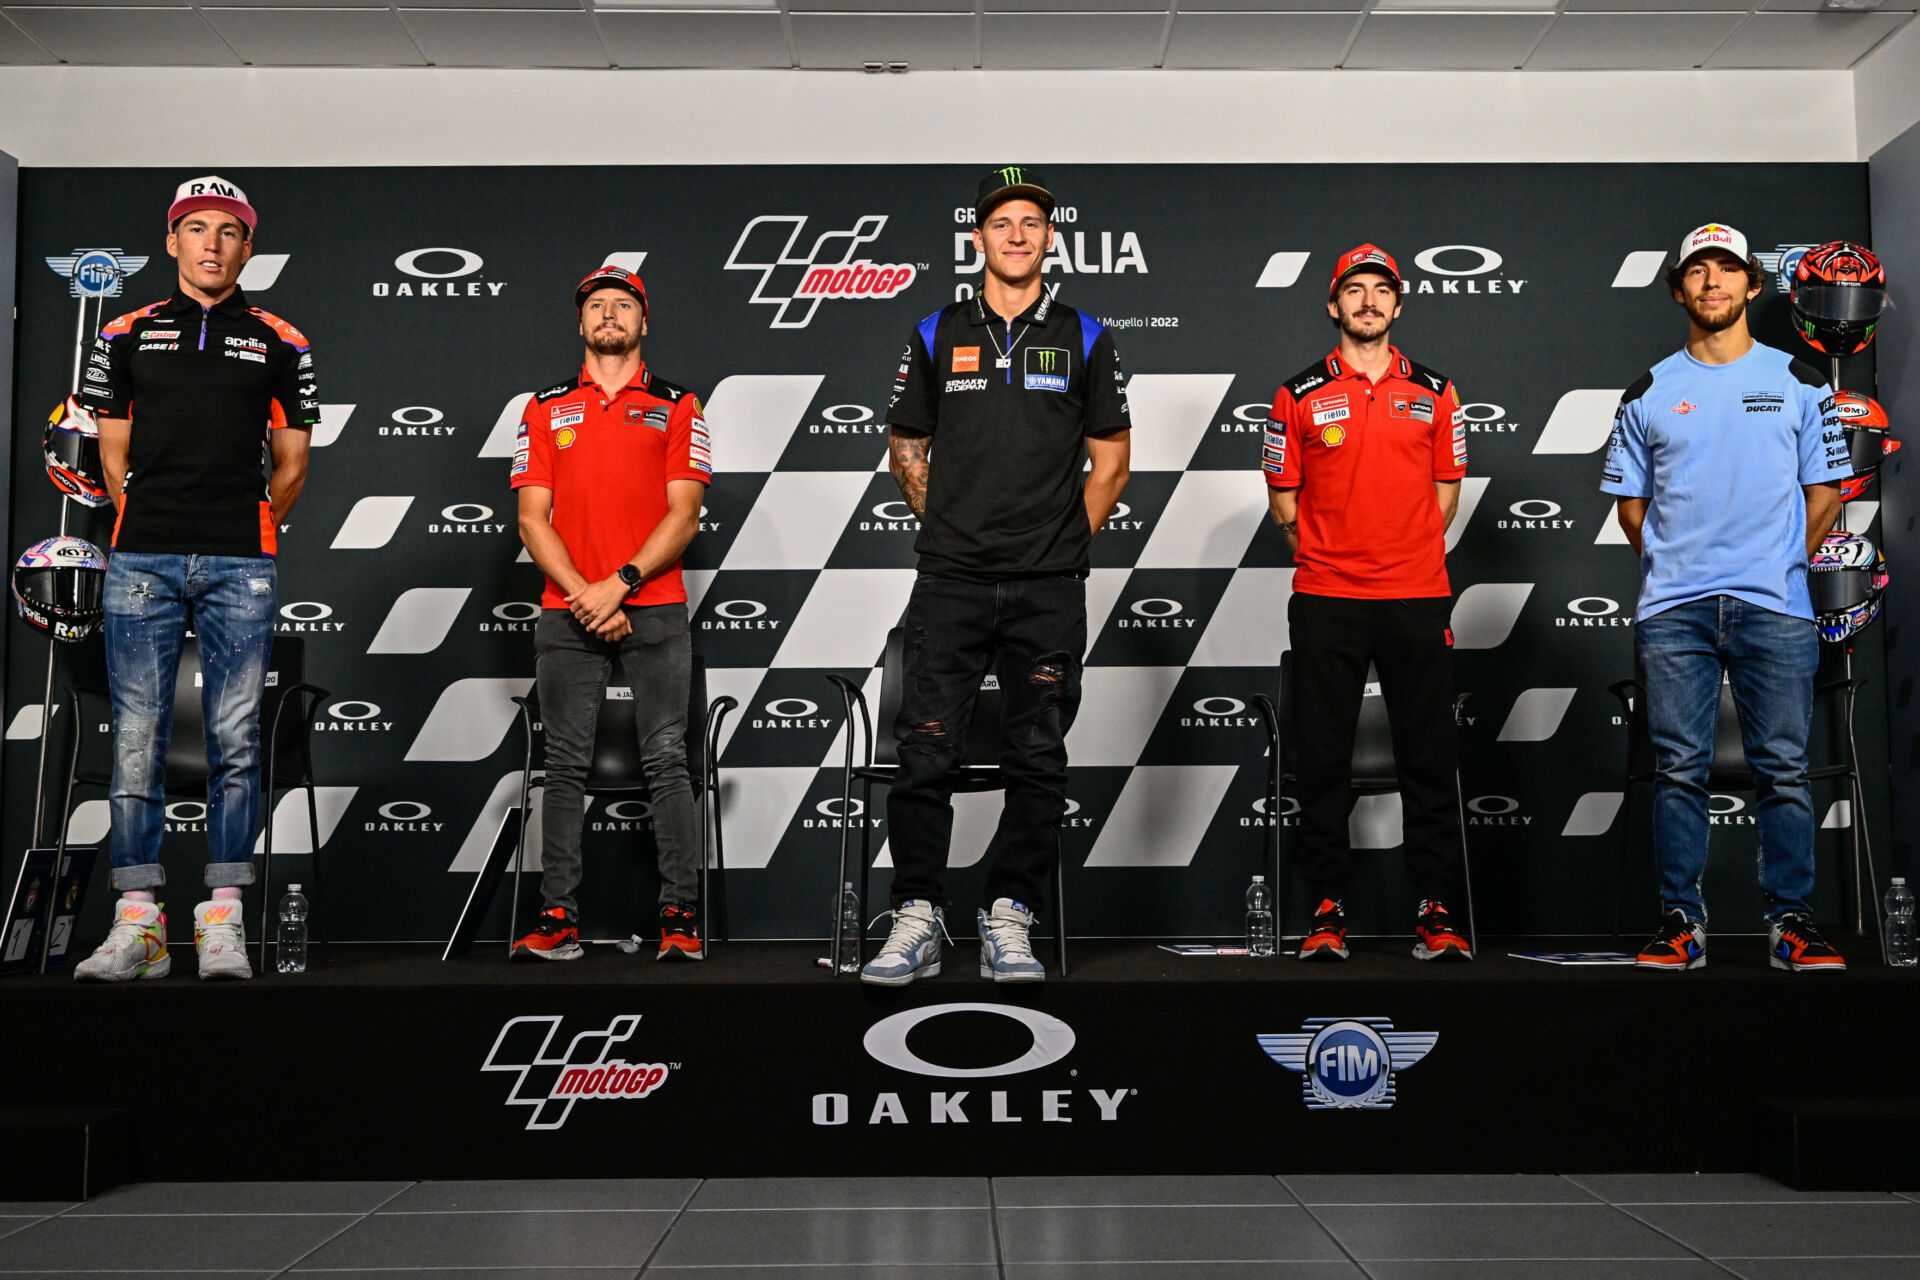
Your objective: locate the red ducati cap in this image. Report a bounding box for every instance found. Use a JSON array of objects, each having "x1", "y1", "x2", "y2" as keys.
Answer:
[
  {"x1": 575, "y1": 265, "x2": 648, "y2": 317},
  {"x1": 1329, "y1": 244, "x2": 1402, "y2": 299}
]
